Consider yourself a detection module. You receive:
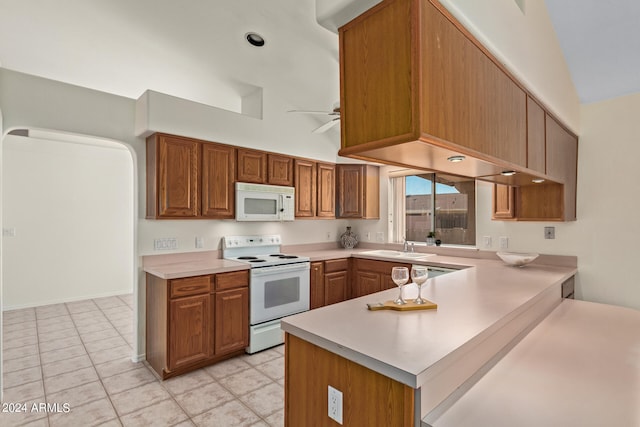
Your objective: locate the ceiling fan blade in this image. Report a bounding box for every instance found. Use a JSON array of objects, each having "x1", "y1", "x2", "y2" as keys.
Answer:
[
  {"x1": 312, "y1": 118, "x2": 340, "y2": 134},
  {"x1": 288, "y1": 110, "x2": 332, "y2": 115}
]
